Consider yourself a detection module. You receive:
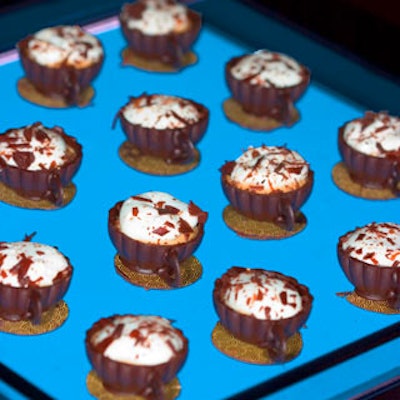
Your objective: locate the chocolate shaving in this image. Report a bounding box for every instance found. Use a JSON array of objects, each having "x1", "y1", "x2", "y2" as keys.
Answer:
[{"x1": 13, "y1": 151, "x2": 35, "y2": 169}]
